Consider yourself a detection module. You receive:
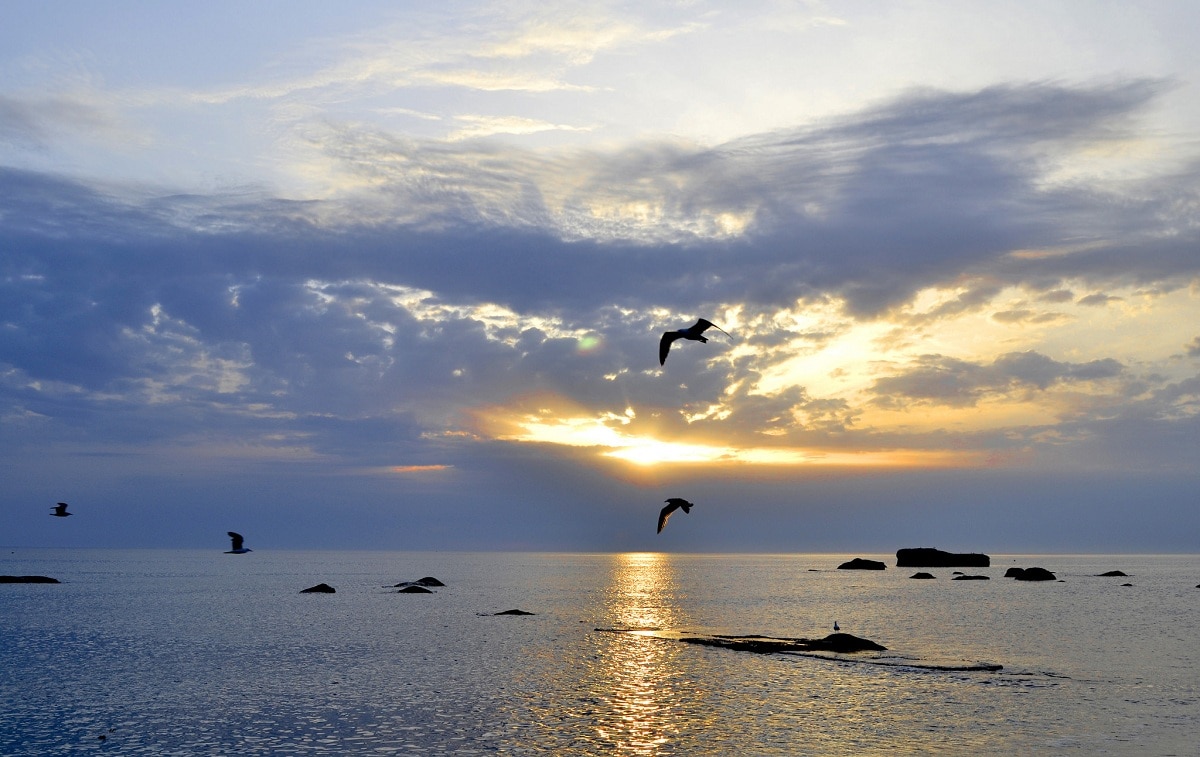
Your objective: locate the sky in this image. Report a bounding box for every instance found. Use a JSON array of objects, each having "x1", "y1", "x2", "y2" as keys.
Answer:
[{"x1": 3, "y1": 1, "x2": 1199, "y2": 553}]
